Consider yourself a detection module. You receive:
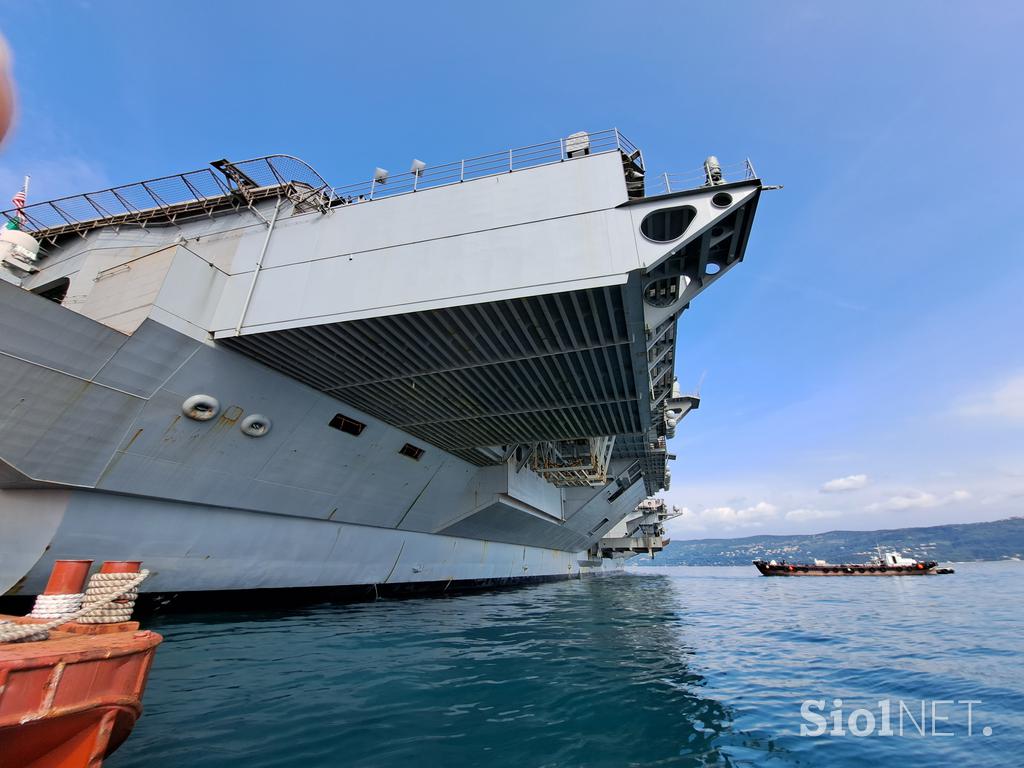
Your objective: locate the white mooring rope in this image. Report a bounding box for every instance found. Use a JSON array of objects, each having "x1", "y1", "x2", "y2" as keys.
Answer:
[
  {"x1": 28, "y1": 592, "x2": 85, "y2": 618},
  {"x1": 76, "y1": 572, "x2": 144, "y2": 624},
  {"x1": 0, "y1": 570, "x2": 150, "y2": 644}
]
